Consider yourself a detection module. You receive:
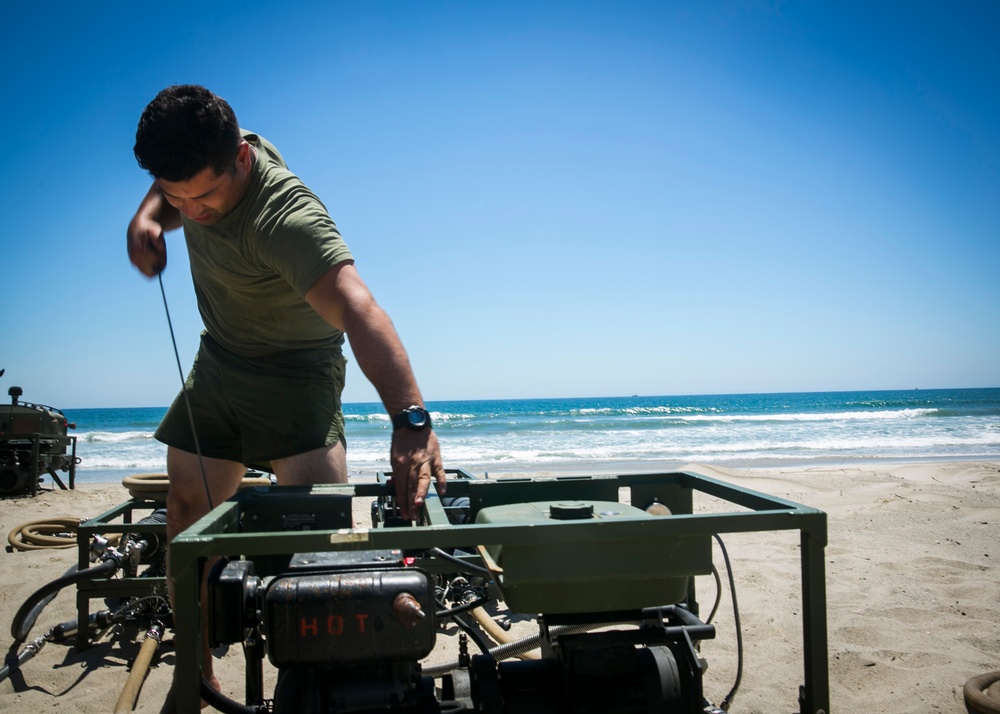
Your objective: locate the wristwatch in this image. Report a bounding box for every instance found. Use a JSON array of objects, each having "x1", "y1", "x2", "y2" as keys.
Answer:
[{"x1": 392, "y1": 405, "x2": 432, "y2": 431}]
